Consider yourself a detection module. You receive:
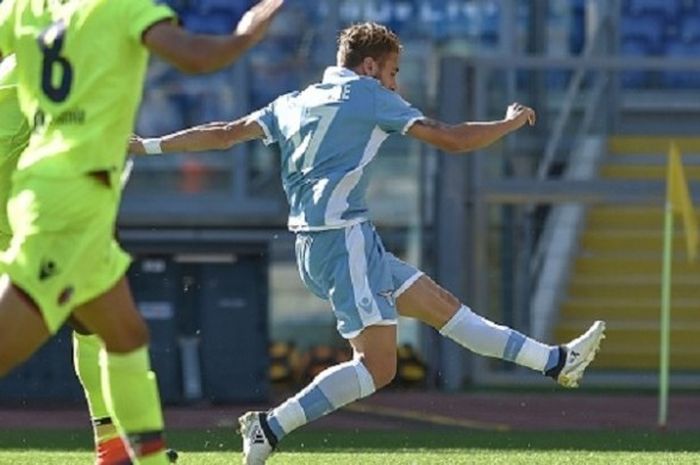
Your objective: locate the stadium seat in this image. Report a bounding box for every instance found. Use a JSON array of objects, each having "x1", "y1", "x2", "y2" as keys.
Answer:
[
  {"x1": 196, "y1": 0, "x2": 253, "y2": 15},
  {"x1": 619, "y1": 14, "x2": 667, "y2": 53},
  {"x1": 478, "y1": 0, "x2": 501, "y2": 47},
  {"x1": 626, "y1": 0, "x2": 680, "y2": 18},
  {"x1": 661, "y1": 41, "x2": 700, "y2": 88},
  {"x1": 181, "y1": 12, "x2": 235, "y2": 34},
  {"x1": 620, "y1": 38, "x2": 652, "y2": 88},
  {"x1": 570, "y1": 8, "x2": 585, "y2": 54},
  {"x1": 681, "y1": 15, "x2": 700, "y2": 43}
]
